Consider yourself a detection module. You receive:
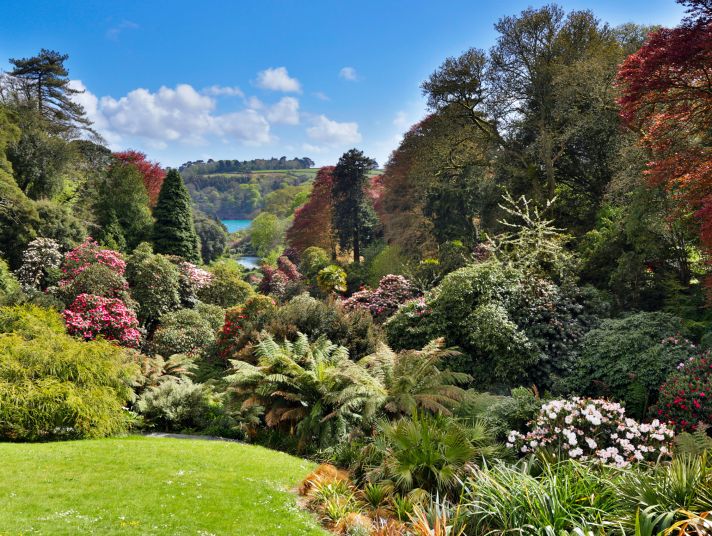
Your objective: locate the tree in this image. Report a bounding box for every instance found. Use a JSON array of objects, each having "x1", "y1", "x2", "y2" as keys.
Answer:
[
  {"x1": 287, "y1": 166, "x2": 336, "y2": 255},
  {"x1": 93, "y1": 161, "x2": 153, "y2": 251},
  {"x1": 0, "y1": 106, "x2": 38, "y2": 268},
  {"x1": 617, "y1": 0, "x2": 712, "y2": 289},
  {"x1": 193, "y1": 212, "x2": 227, "y2": 263},
  {"x1": 250, "y1": 212, "x2": 282, "y2": 258},
  {"x1": 331, "y1": 149, "x2": 378, "y2": 263},
  {"x1": 6, "y1": 112, "x2": 72, "y2": 199},
  {"x1": 152, "y1": 169, "x2": 200, "y2": 262},
  {"x1": 113, "y1": 150, "x2": 166, "y2": 208},
  {"x1": 8, "y1": 49, "x2": 93, "y2": 135}
]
